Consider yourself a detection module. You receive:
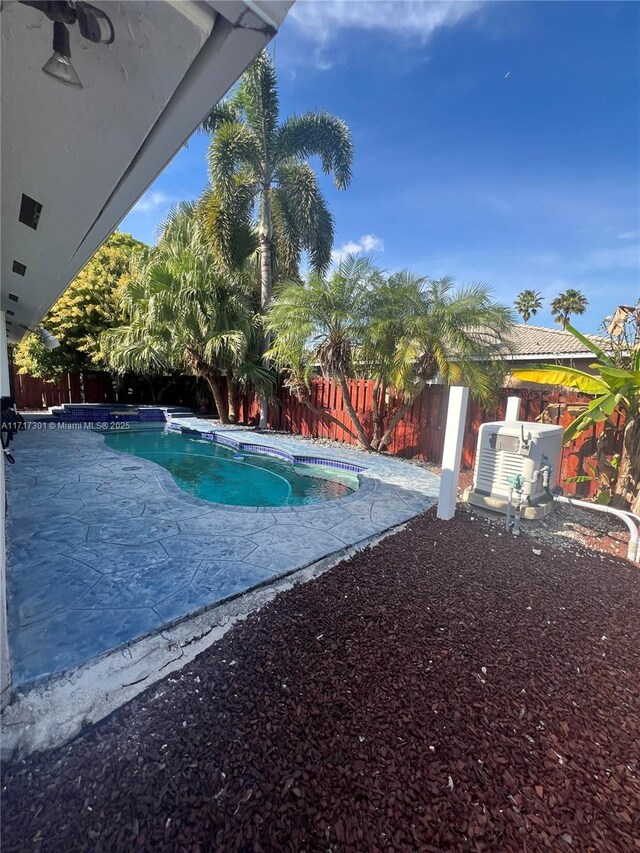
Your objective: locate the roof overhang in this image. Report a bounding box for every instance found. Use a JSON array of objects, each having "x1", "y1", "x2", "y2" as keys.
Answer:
[{"x1": 1, "y1": 0, "x2": 293, "y2": 342}]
